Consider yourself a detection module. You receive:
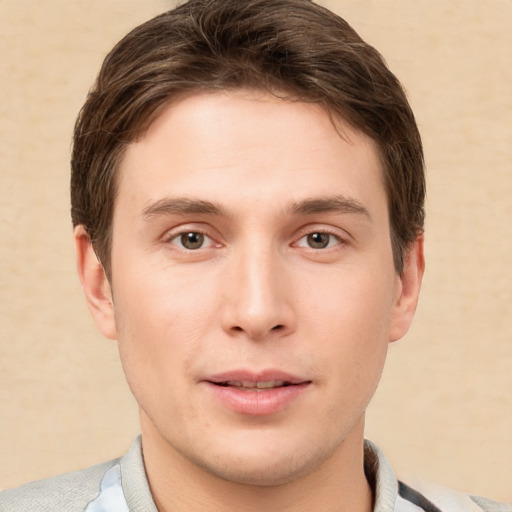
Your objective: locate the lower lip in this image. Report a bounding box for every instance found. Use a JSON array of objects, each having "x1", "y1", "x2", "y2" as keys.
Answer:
[{"x1": 204, "y1": 382, "x2": 310, "y2": 416}]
